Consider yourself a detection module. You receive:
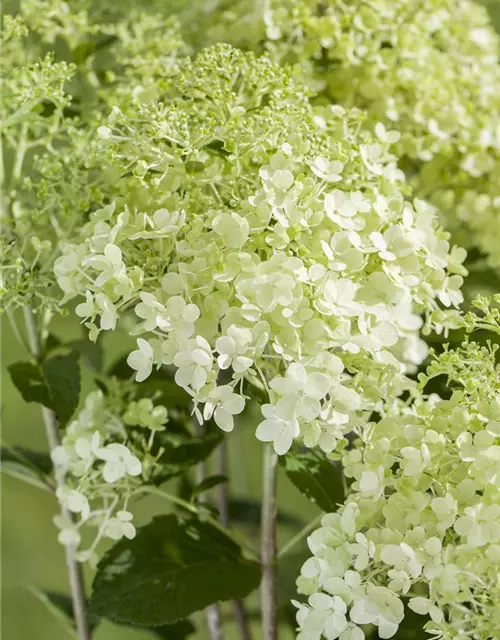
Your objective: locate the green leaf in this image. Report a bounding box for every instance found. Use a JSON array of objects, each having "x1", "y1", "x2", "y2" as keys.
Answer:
[
  {"x1": 7, "y1": 361, "x2": 52, "y2": 407},
  {"x1": 29, "y1": 589, "x2": 100, "y2": 636},
  {"x1": 1, "y1": 446, "x2": 53, "y2": 491},
  {"x1": 43, "y1": 354, "x2": 81, "y2": 425},
  {"x1": 228, "y1": 497, "x2": 303, "y2": 528},
  {"x1": 90, "y1": 514, "x2": 261, "y2": 626},
  {"x1": 150, "y1": 620, "x2": 197, "y2": 639},
  {"x1": 109, "y1": 357, "x2": 191, "y2": 410},
  {"x1": 8, "y1": 354, "x2": 81, "y2": 425},
  {"x1": 191, "y1": 474, "x2": 228, "y2": 499},
  {"x1": 2, "y1": 446, "x2": 52, "y2": 473},
  {"x1": 45, "y1": 333, "x2": 62, "y2": 354},
  {"x1": 151, "y1": 426, "x2": 223, "y2": 484},
  {"x1": 282, "y1": 450, "x2": 344, "y2": 512},
  {"x1": 68, "y1": 339, "x2": 104, "y2": 372}
]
